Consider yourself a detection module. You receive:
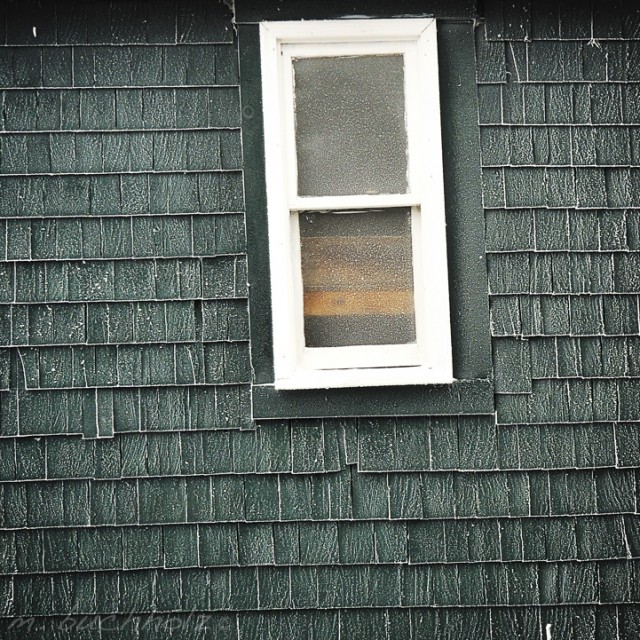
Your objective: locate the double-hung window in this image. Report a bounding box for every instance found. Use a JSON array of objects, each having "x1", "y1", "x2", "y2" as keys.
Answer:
[{"x1": 260, "y1": 19, "x2": 452, "y2": 389}]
